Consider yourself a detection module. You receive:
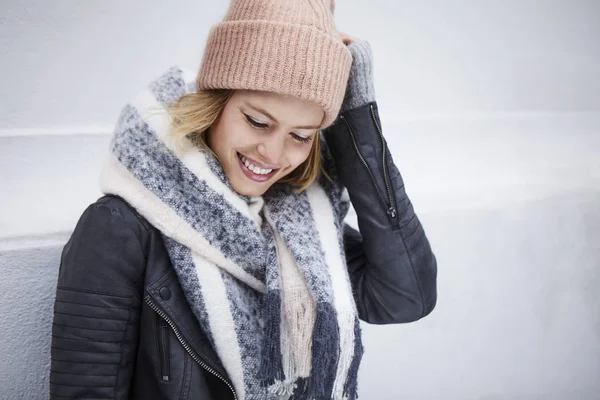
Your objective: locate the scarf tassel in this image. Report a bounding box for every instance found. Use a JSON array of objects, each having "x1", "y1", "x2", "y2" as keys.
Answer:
[
  {"x1": 342, "y1": 317, "x2": 364, "y2": 399},
  {"x1": 299, "y1": 303, "x2": 341, "y2": 399},
  {"x1": 258, "y1": 290, "x2": 285, "y2": 385}
]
